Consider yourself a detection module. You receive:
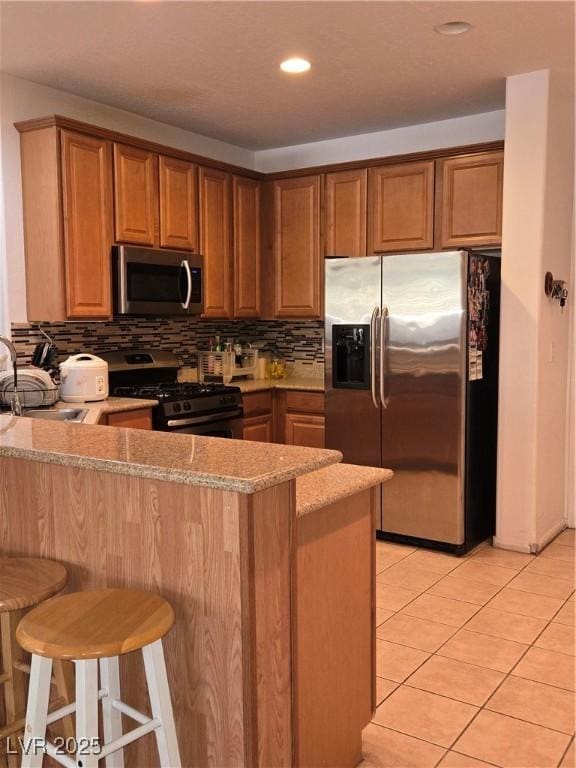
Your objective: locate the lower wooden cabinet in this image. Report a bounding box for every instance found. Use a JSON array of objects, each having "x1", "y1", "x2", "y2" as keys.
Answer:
[
  {"x1": 285, "y1": 413, "x2": 325, "y2": 449},
  {"x1": 101, "y1": 408, "x2": 153, "y2": 430},
  {"x1": 243, "y1": 414, "x2": 273, "y2": 442}
]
